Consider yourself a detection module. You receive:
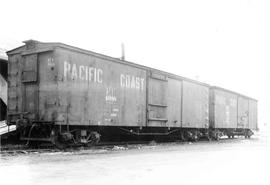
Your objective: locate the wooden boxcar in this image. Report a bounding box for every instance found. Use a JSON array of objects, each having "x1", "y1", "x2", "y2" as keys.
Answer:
[
  {"x1": 209, "y1": 86, "x2": 257, "y2": 138},
  {"x1": 6, "y1": 40, "x2": 257, "y2": 146}
]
